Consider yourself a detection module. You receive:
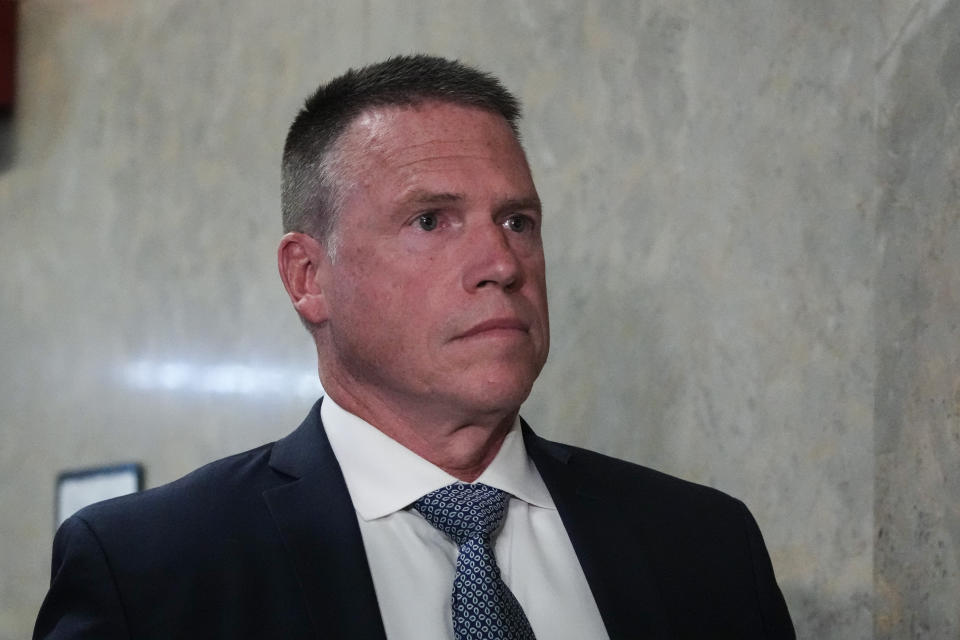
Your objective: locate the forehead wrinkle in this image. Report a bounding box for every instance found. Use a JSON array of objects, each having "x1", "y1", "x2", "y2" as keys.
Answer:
[
  {"x1": 390, "y1": 152, "x2": 500, "y2": 171},
  {"x1": 389, "y1": 138, "x2": 479, "y2": 150}
]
